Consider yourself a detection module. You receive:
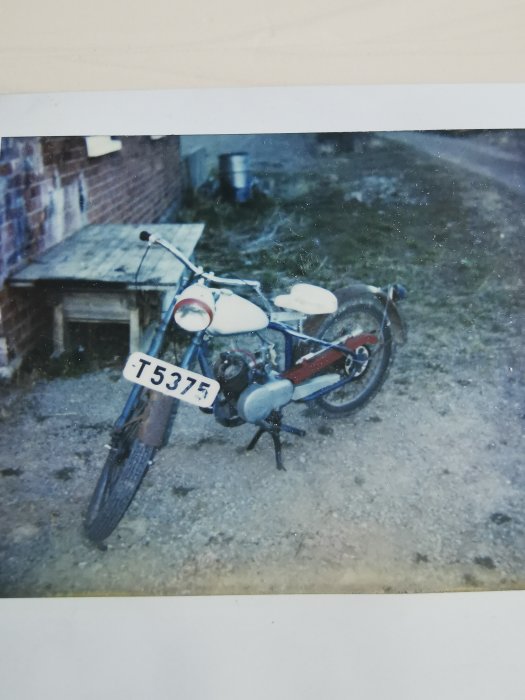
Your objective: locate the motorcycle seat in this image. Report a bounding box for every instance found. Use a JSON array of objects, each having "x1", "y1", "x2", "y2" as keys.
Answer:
[{"x1": 273, "y1": 283, "x2": 338, "y2": 315}]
